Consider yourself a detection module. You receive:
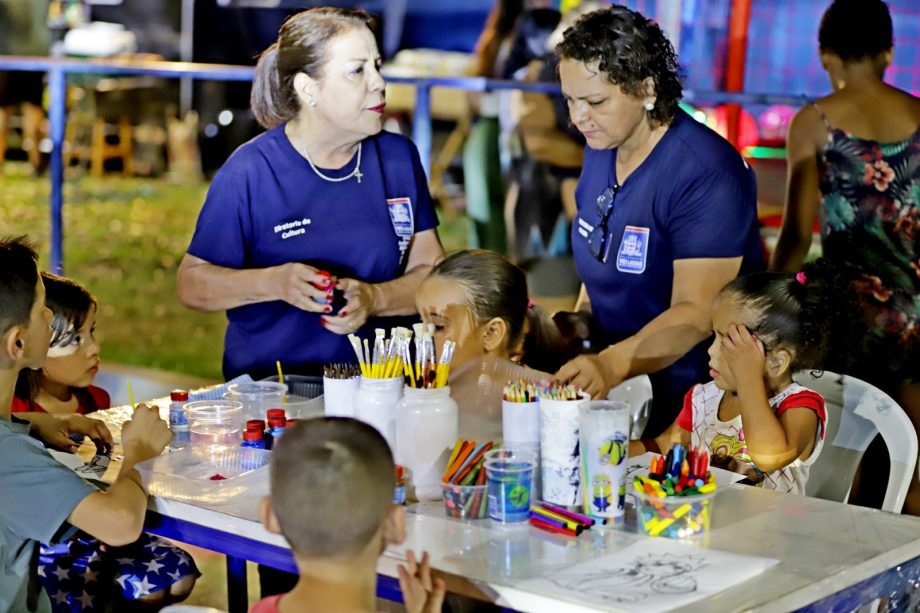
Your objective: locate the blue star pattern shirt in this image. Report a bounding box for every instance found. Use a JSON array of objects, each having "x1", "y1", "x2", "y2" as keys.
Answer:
[
  {"x1": 571, "y1": 110, "x2": 763, "y2": 434},
  {"x1": 187, "y1": 127, "x2": 438, "y2": 380},
  {"x1": 38, "y1": 532, "x2": 199, "y2": 611}
]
